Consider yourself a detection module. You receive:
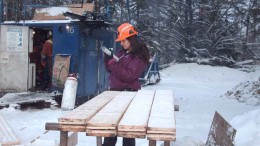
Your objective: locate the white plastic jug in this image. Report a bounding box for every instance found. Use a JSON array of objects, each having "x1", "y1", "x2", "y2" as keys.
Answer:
[{"x1": 61, "y1": 77, "x2": 78, "y2": 110}]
